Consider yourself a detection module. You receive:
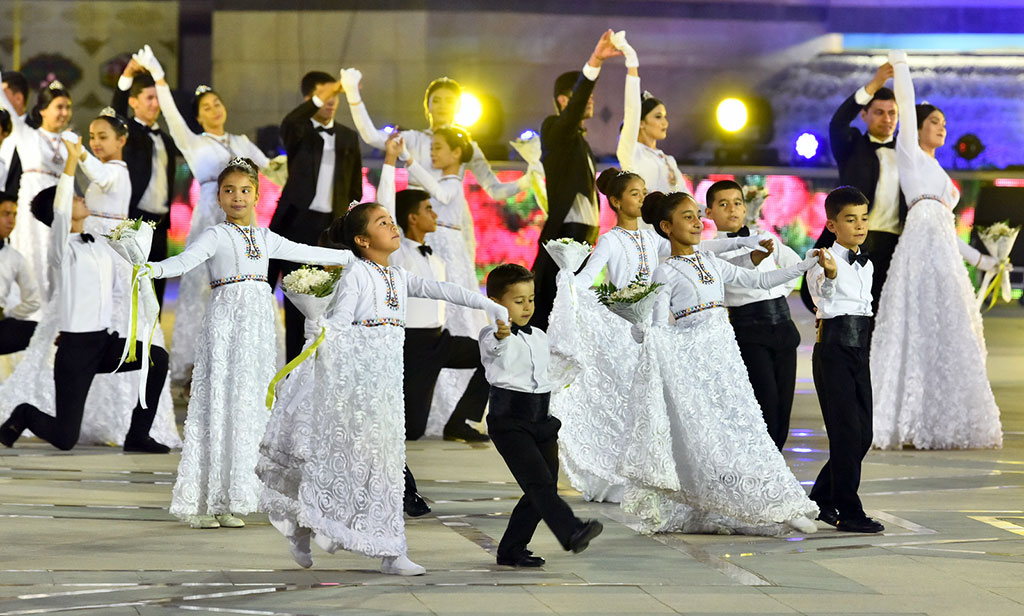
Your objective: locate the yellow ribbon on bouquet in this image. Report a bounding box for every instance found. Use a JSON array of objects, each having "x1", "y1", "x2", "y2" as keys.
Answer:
[
  {"x1": 979, "y1": 260, "x2": 1010, "y2": 312},
  {"x1": 265, "y1": 327, "x2": 326, "y2": 410}
]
